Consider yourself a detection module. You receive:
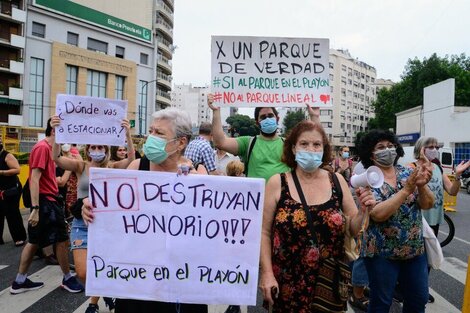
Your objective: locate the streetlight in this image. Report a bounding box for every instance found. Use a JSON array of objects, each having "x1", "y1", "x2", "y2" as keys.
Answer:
[{"x1": 139, "y1": 79, "x2": 158, "y2": 136}]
